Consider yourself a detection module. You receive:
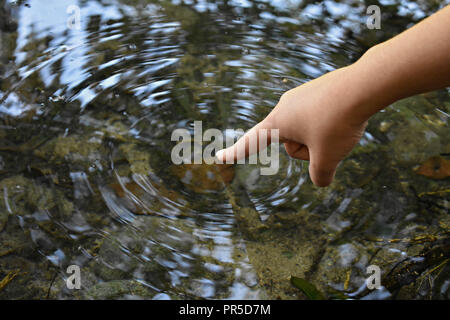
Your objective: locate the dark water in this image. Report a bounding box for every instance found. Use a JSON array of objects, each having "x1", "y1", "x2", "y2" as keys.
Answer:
[{"x1": 0, "y1": 0, "x2": 449, "y2": 299}]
